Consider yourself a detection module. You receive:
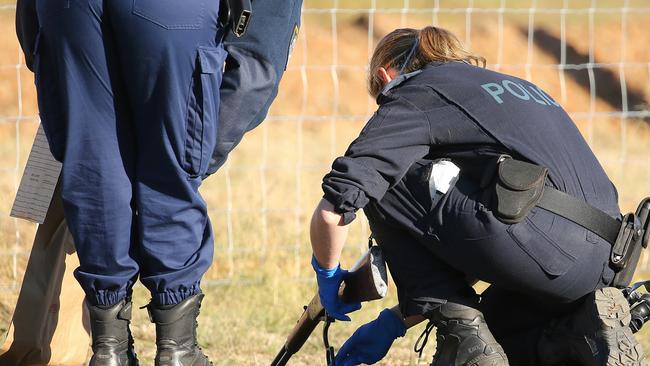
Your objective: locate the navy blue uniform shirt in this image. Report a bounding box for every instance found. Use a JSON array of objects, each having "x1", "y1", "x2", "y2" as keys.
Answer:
[{"x1": 322, "y1": 62, "x2": 619, "y2": 228}]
